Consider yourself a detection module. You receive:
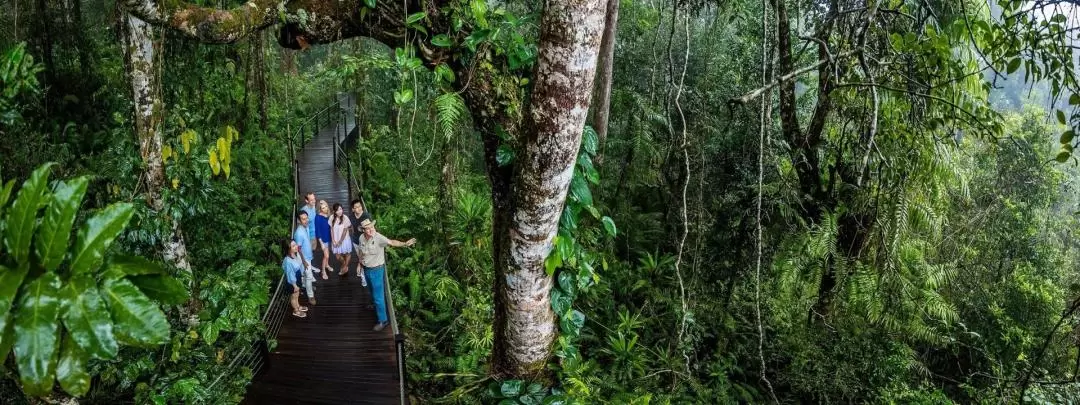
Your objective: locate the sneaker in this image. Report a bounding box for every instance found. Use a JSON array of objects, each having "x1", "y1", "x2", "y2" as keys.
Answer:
[{"x1": 373, "y1": 322, "x2": 388, "y2": 332}]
